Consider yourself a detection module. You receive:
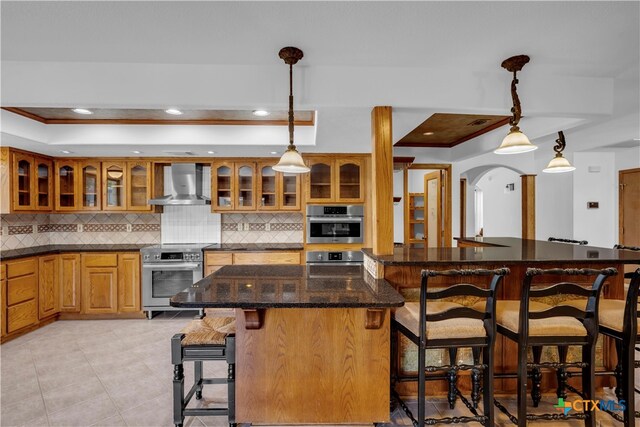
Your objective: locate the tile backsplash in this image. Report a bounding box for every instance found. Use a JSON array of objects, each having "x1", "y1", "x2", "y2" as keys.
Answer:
[
  {"x1": 1, "y1": 213, "x2": 161, "y2": 250},
  {"x1": 1, "y1": 210, "x2": 304, "y2": 251}
]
